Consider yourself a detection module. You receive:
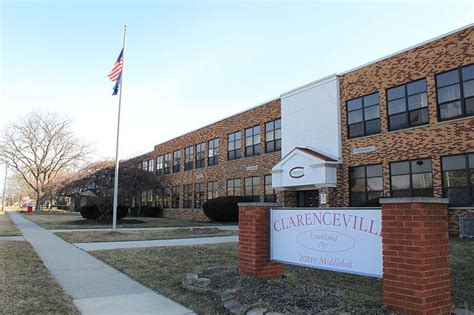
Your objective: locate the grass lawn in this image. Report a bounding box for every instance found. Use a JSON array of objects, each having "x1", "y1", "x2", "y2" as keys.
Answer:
[
  {"x1": 22, "y1": 213, "x2": 228, "y2": 230},
  {"x1": 0, "y1": 211, "x2": 21, "y2": 236},
  {"x1": 0, "y1": 240, "x2": 79, "y2": 314},
  {"x1": 92, "y1": 243, "x2": 383, "y2": 314},
  {"x1": 91, "y1": 239, "x2": 474, "y2": 314},
  {"x1": 55, "y1": 227, "x2": 238, "y2": 243},
  {"x1": 451, "y1": 239, "x2": 474, "y2": 309}
]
